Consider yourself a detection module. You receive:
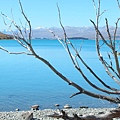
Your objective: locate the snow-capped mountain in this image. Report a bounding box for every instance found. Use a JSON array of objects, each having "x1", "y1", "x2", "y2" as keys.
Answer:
[{"x1": 1, "y1": 26, "x2": 120, "y2": 39}]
